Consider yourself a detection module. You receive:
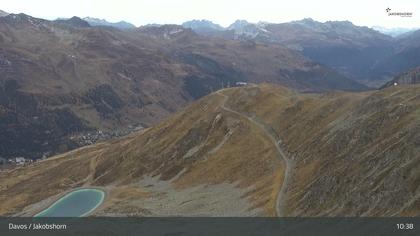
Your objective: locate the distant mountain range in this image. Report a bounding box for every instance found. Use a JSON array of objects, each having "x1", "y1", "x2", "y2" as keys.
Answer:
[
  {"x1": 372, "y1": 26, "x2": 419, "y2": 37},
  {"x1": 83, "y1": 17, "x2": 136, "y2": 29},
  {"x1": 54, "y1": 16, "x2": 136, "y2": 29},
  {"x1": 55, "y1": 16, "x2": 90, "y2": 28},
  {"x1": 182, "y1": 18, "x2": 420, "y2": 86}
]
